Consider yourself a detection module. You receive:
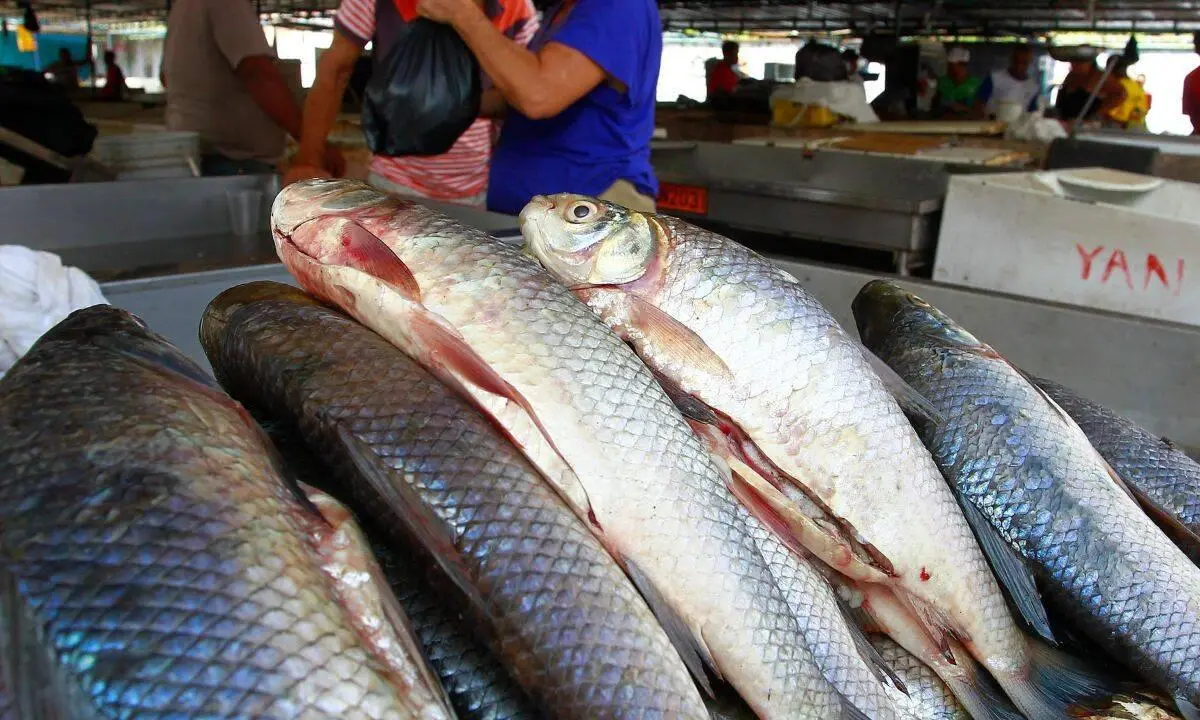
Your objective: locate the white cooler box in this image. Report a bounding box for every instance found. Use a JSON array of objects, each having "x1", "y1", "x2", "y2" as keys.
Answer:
[{"x1": 933, "y1": 168, "x2": 1199, "y2": 327}]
